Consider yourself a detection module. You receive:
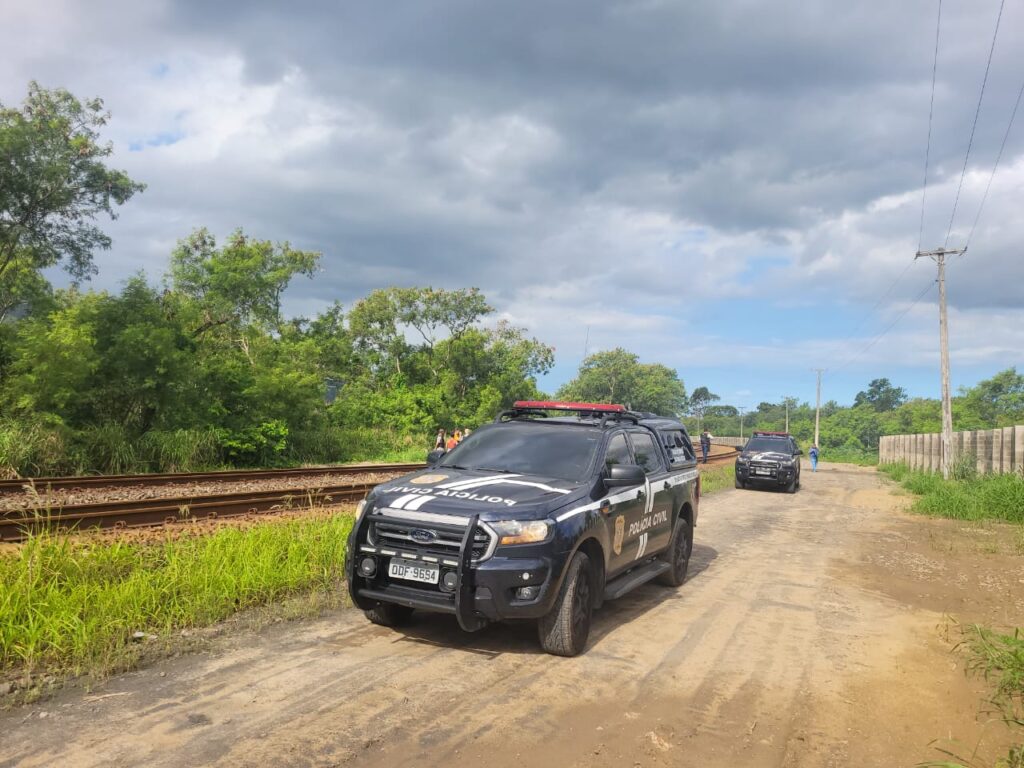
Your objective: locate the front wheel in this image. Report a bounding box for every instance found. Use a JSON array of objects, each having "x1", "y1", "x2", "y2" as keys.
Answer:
[
  {"x1": 785, "y1": 475, "x2": 797, "y2": 494},
  {"x1": 734, "y1": 476, "x2": 745, "y2": 489},
  {"x1": 657, "y1": 515, "x2": 693, "y2": 587},
  {"x1": 538, "y1": 551, "x2": 593, "y2": 657},
  {"x1": 365, "y1": 603, "x2": 414, "y2": 627}
]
